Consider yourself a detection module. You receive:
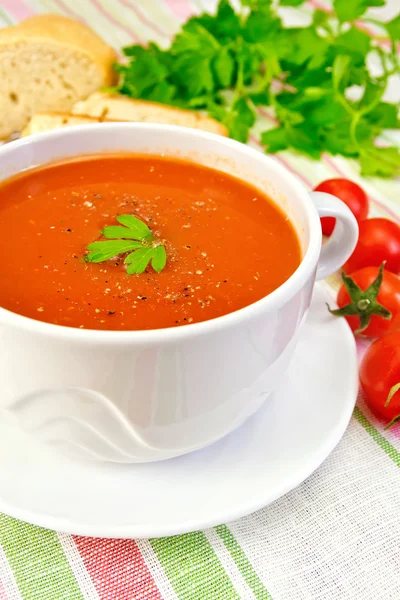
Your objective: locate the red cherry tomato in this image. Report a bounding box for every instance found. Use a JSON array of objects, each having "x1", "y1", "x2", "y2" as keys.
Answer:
[
  {"x1": 360, "y1": 332, "x2": 400, "y2": 425},
  {"x1": 344, "y1": 218, "x2": 400, "y2": 275},
  {"x1": 314, "y1": 178, "x2": 369, "y2": 236},
  {"x1": 336, "y1": 266, "x2": 400, "y2": 338}
]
